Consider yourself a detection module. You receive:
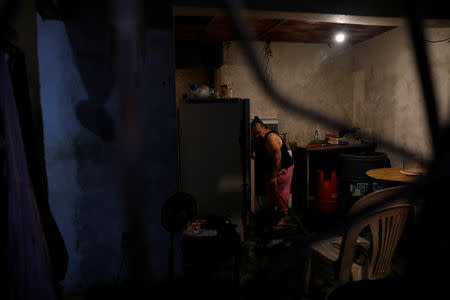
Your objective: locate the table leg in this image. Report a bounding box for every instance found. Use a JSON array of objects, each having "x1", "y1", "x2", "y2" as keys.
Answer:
[{"x1": 306, "y1": 152, "x2": 310, "y2": 209}]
